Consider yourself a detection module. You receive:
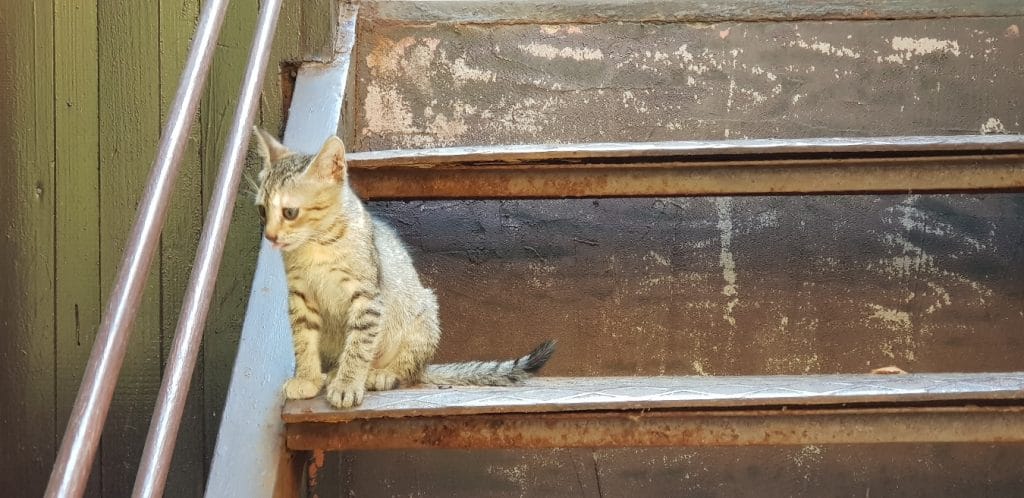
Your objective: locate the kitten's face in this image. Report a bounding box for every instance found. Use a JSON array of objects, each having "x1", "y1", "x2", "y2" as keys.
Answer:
[{"x1": 251, "y1": 129, "x2": 349, "y2": 251}]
